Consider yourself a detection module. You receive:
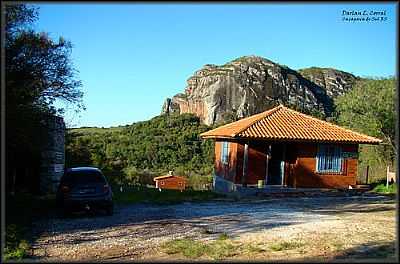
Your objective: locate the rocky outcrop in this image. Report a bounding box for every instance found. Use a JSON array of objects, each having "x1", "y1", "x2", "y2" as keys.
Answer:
[
  {"x1": 162, "y1": 56, "x2": 358, "y2": 125},
  {"x1": 298, "y1": 67, "x2": 359, "y2": 98}
]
